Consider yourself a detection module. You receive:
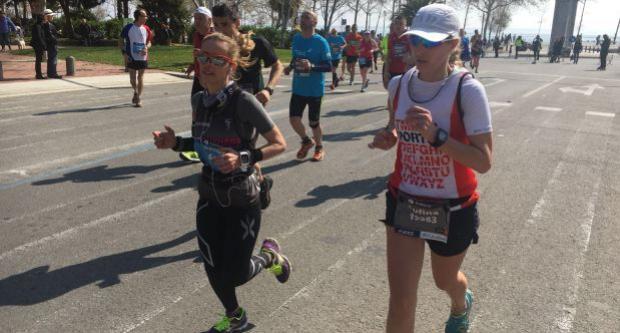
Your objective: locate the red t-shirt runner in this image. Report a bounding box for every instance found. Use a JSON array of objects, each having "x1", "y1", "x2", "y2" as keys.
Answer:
[
  {"x1": 388, "y1": 32, "x2": 409, "y2": 74},
  {"x1": 345, "y1": 33, "x2": 363, "y2": 57}
]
